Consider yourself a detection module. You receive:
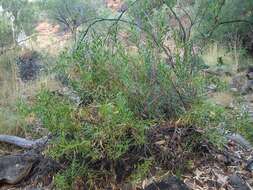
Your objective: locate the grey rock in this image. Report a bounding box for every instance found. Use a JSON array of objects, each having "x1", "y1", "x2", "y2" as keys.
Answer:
[
  {"x1": 207, "y1": 84, "x2": 217, "y2": 91},
  {"x1": 229, "y1": 174, "x2": 251, "y2": 190},
  {"x1": 144, "y1": 176, "x2": 189, "y2": 190},
  {"x1": 242, "y1": 80, "x2": 253, "y2": 94},
  {"x1": 230, "y1": 87, "x2": 238, "y2": 92},
  {"x1": 61, "y1": 87, "x2": 82, "y2": 105},
  {"x1": 0, "y1": 154, "x2": 39, "y2": 184},
  {"x1": 246, "y1": 159, "x2": 253, "y2": 172}
]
